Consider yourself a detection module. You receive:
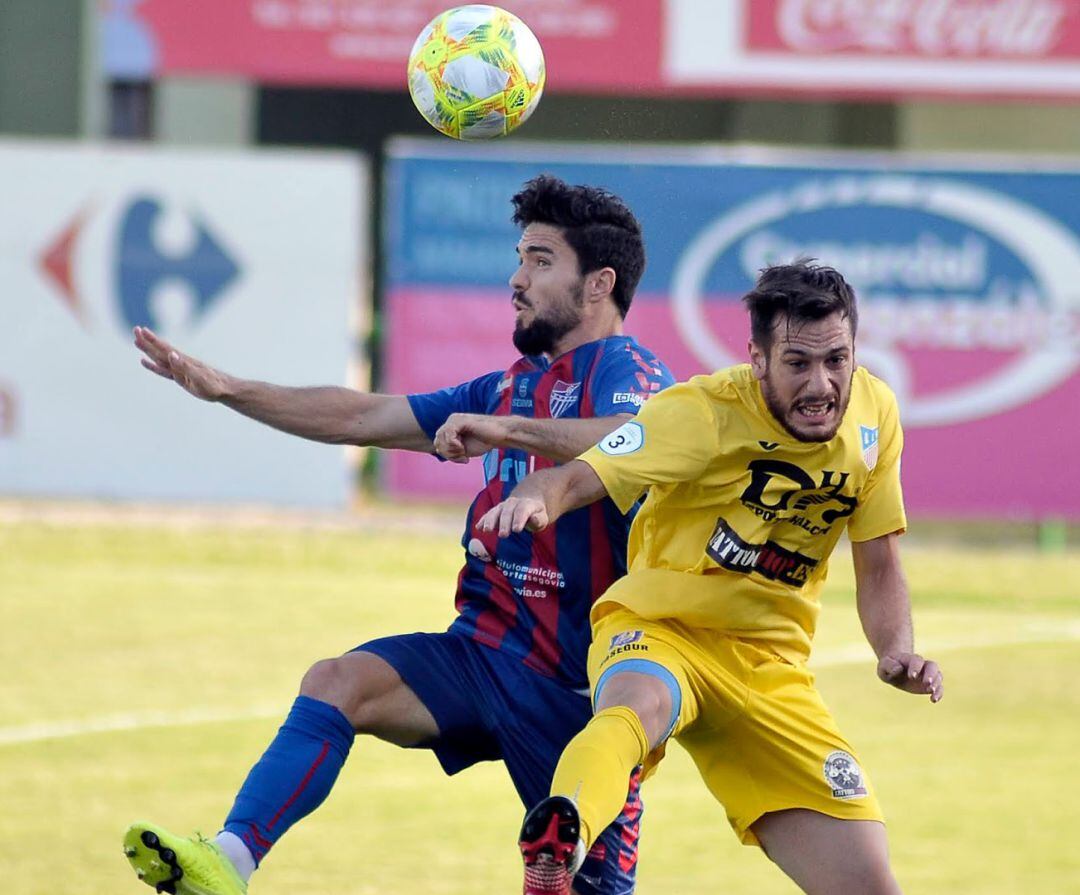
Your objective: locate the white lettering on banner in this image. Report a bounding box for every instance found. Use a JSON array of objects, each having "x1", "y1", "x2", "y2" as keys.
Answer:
[
  {"x1": 671, "y1": 176, "x2": 1080, "y2": 427},
  {"x1": 252, "y1": 1, "x2": 616, "y2": 39},
  {"x1": 741, "y1": 231, "x2": 988, "y2": 291},
  {"x1": 777, "y1": 0, "x2": 1067, "y2": 57}
]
